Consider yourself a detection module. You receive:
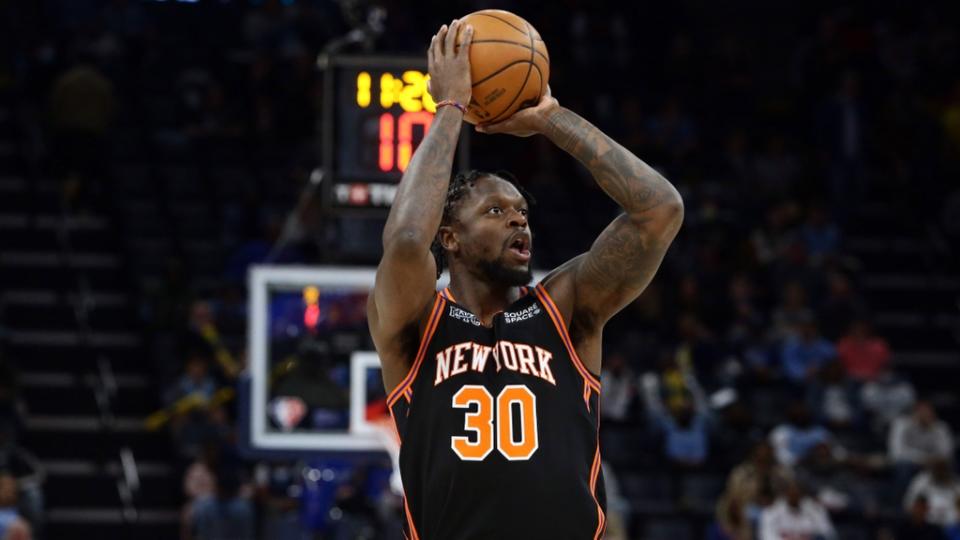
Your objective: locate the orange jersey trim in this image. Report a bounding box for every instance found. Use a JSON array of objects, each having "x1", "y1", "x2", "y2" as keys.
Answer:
[
  {"x1": 590, "y1": 393, "x2": 606, "y2": 540},
  {"x1": 533, "y1": 284, "x2": 601, "y2": 392},
  {"x1": 442, "y1": 287, "x2": 456, "y2": 302},
  {"x1": 403, "y1": 496, "x2": 421, "y2": 540},
  {"x1": 387, "y1": 294, "x2": 446, "y2": 407}
]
